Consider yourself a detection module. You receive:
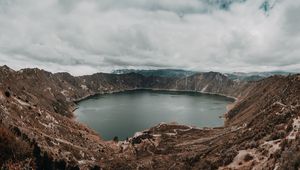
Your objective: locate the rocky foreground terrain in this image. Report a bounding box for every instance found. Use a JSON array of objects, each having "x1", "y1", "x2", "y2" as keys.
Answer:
[{"x1": 0, "y1": 65, "x2": 299, "y2": 169}]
